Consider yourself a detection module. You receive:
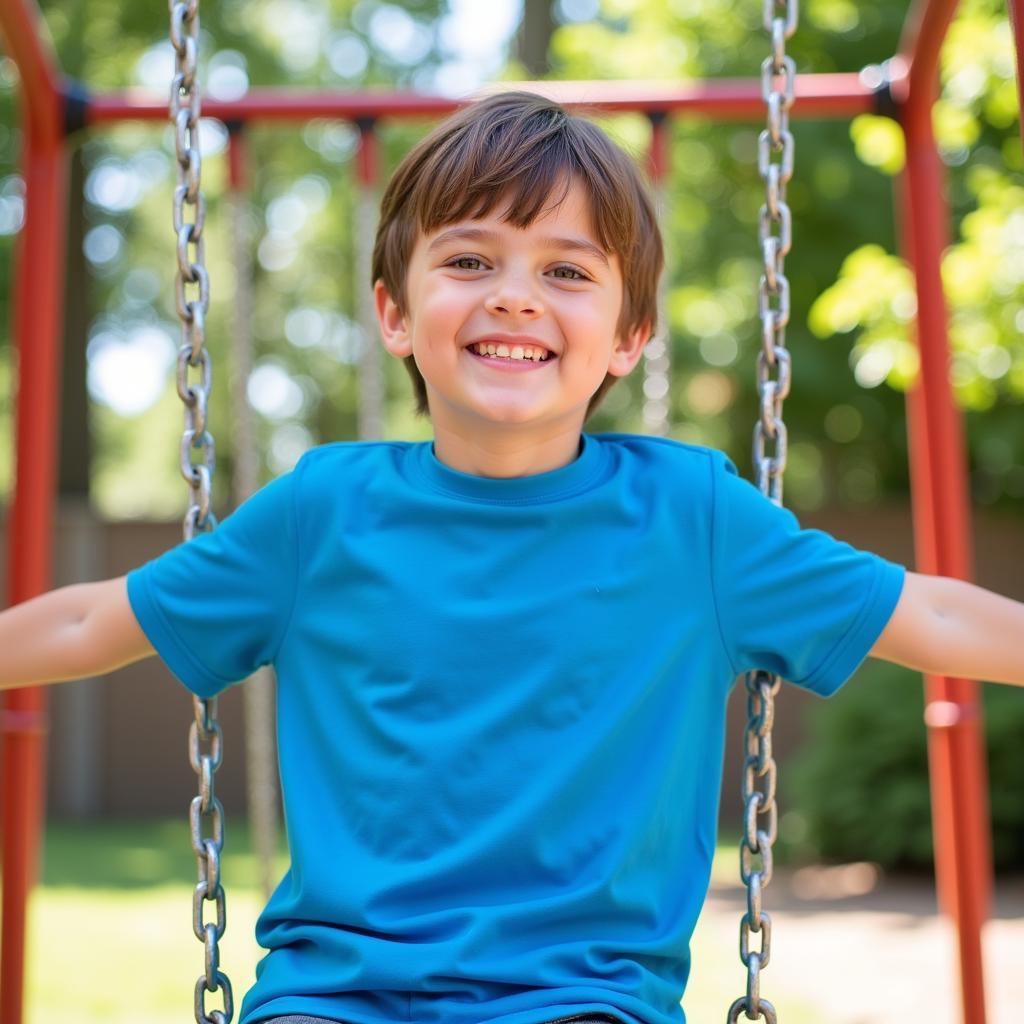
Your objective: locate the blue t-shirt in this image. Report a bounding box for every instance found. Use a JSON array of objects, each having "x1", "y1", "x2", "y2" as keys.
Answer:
[{"x1": 126, "y1": 431, "x2": 905, "y2": 1024}]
